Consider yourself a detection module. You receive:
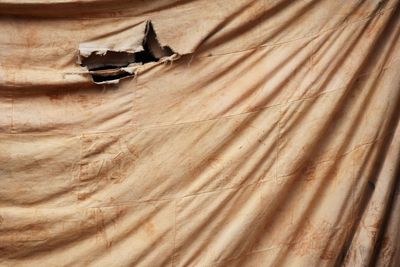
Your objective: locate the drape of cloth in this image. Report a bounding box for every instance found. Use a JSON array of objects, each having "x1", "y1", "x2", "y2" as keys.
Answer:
[{"x1": 0, "y1": 0, "x2": 399, "y2": 266}]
